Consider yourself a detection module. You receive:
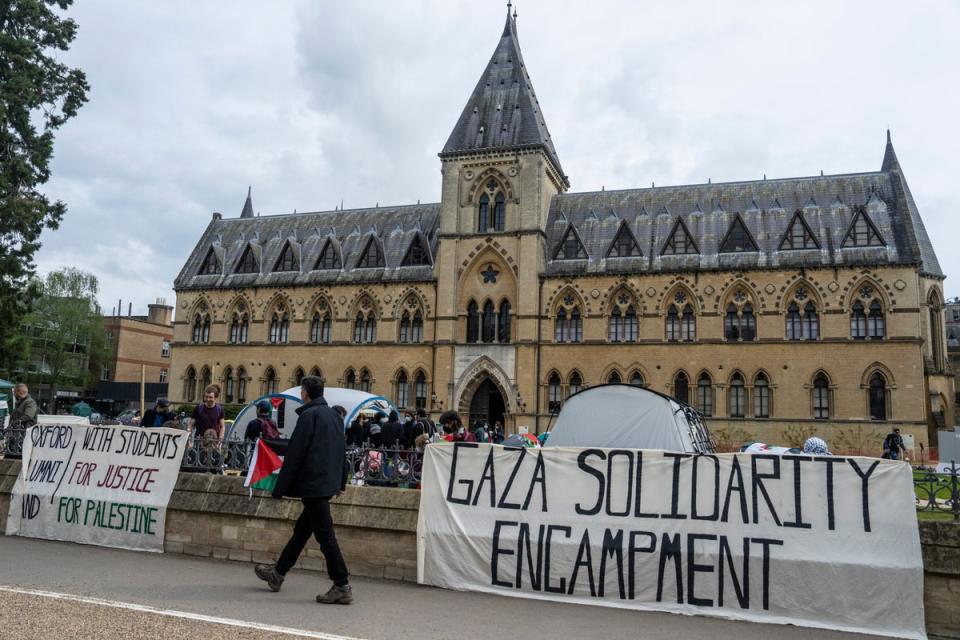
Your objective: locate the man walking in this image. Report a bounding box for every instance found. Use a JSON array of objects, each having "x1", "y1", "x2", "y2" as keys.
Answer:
[
  {"x1": 254, "y1": 376, "x2": 352, "y2": 604},
  {"x1": 883, "y1": 427, "x2": 908, "y2": 461}
]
